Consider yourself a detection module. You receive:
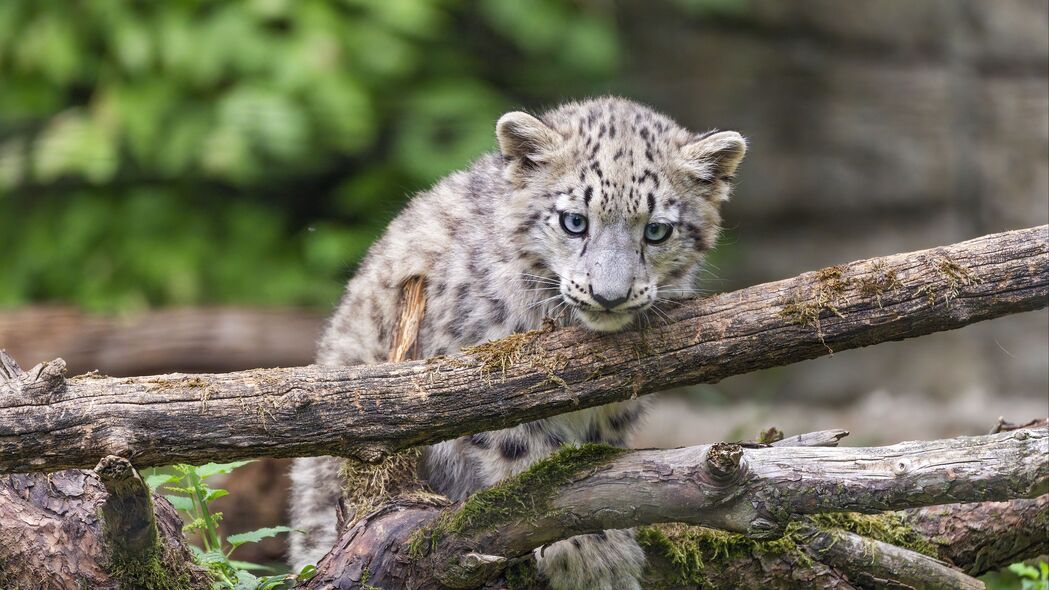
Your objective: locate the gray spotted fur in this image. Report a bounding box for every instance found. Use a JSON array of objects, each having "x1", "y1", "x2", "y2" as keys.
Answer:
[{"x1": 288, "y1": 97, "x2": 746, "y2": 589}]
